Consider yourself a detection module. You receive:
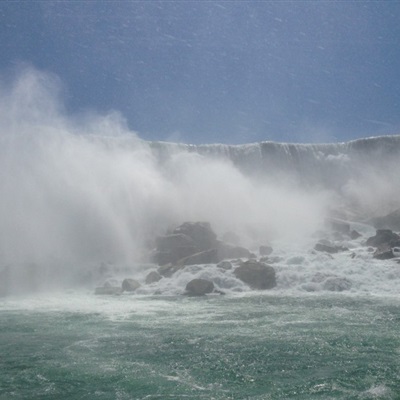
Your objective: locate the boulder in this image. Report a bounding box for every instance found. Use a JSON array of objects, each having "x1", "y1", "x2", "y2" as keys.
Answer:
[
  {"x1": 185, "y1": 278, "x2": 214, "y2": 296},
  {"x1": 373, "y1": 247, "x2": 395, "y2": 260},
  {"x1": 152, "y1": 233, "x2": 198, "y2": 266},
  {"x1": 145, "y1": 271, "x2": 162, "y2": 284},
  {"x1": 259, "y1": 245, "x2": 273, "y2": 256},
  {"x1": 173, "y1": 222, "x2": 218, "y2": 251},
  {"x1": 234, "y1": 260, "x2": 276, "y2": 290},
  {"x1": 366, "y1": 229, "x2": 400, "y2": 248},
  {"x1": 95, "y1": 287, "x2": 122, "y2": 295},
  {"x1": 121, "y1": 278, "x2": 141, "y2": 292}
]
